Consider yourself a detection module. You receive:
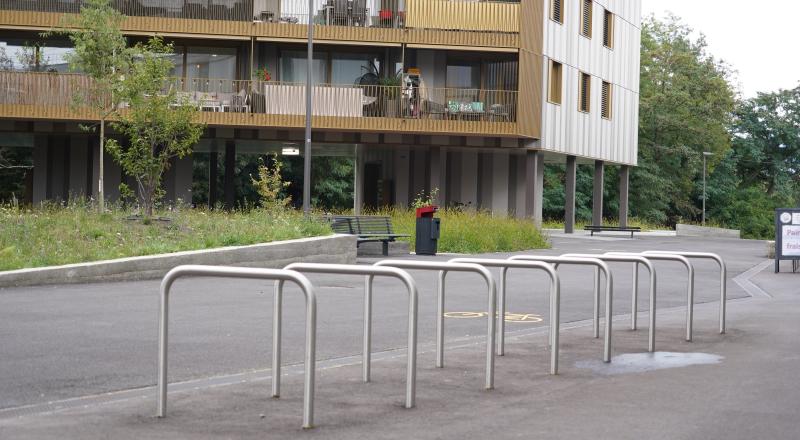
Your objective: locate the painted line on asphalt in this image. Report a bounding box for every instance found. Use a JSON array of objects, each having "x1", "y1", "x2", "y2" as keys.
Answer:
[{"x1": 733, "y1": 260, "x2": 773, "y2": 298}]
